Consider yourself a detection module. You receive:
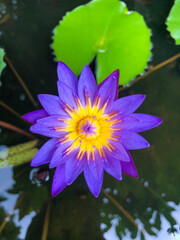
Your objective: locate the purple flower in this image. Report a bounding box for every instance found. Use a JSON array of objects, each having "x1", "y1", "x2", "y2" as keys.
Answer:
[{"x1": 22, "y1": 62, "x2": 162, "y2": 197}]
